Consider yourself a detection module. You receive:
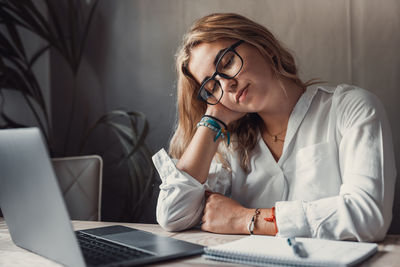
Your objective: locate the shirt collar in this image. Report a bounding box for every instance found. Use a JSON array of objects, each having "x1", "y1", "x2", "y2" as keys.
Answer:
[{"x1": 280, "y1": 85, "x2": 320, "y2": 162}]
